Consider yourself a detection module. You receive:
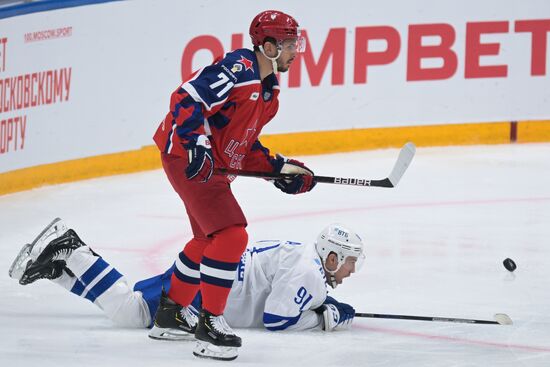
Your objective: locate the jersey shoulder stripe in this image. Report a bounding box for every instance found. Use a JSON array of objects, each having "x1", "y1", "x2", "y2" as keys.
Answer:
[
  {"x1": 182, "y1": 49, "x2": 261, "y2": 111},
  {"x1": 220, "y1": 49, "x2": 260, "y2": 83}
]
